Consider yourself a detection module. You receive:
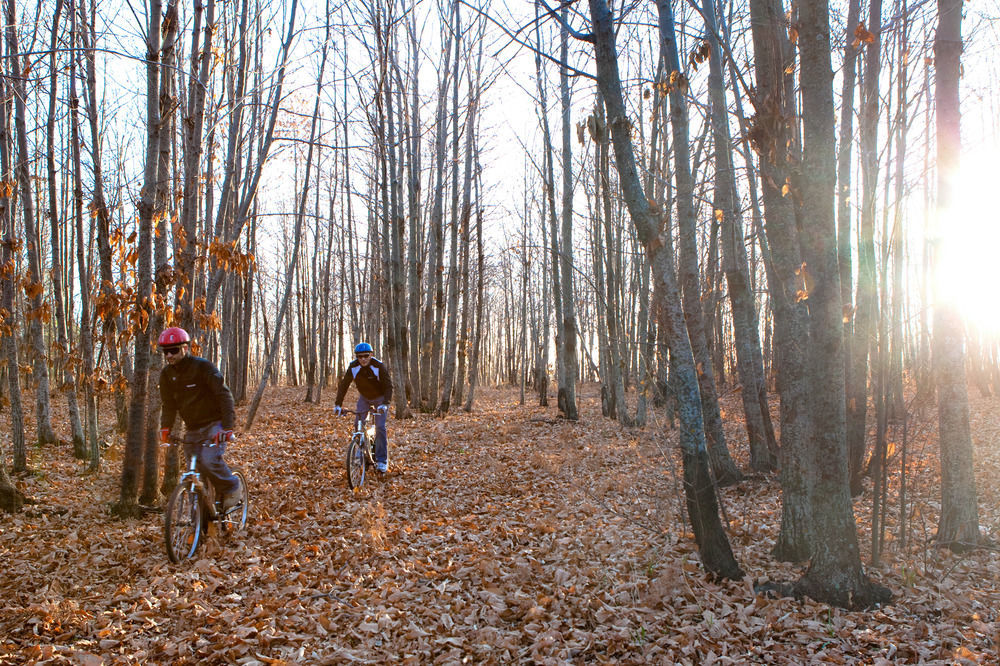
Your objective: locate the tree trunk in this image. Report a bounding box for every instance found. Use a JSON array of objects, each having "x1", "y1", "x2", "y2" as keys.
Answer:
[
  {"x1": 591, "y1": 101, "x2": 630, "y2": 425},
  {"x1": 932, "y1": 0, "x2": 980, "y2": 552},
  {"x1": 7, "y1": 0, "x2": 57, "y2": 446},
  {"x1": 590, "y1": 0, "x2": 741, "y2": 580},
  {"x1": 791, "y1": 0, "x2": 891, "y2": 608},
  {"x1": 847, "y1": 0, "x2": 882, "y2": 496},
  {"x1": 701, "y1": 0, "x2": 774, "y2": 472},
  {"x1": 115, "y1": 0, "x2": 163, "y2": 518},
  {"x1": 837, "y1": 0, "x2": 862, "y2": 488},
  {"x1": 658, "y1": 0, "x2": 740, "y2": 486},
  {"x1": 0, "y1": 69, "x2": 25, "y2": 472},
  {"x1": 245, "y1": 19, "x2": 326, "y2": 431},
  {"x1": 463, "y1": 178, "x2": 485, "y2": 412},
  {"x1": 45, "y1": 0, "x2": 85, "y2": 454},
  {"x1": 419, "y1": 14, "x2": 453, "y2": 412},
  {"x1": 405, "y1": 9, "x2": 423, "y2": 405},
  {"x1": 68, "y1": 4, "x2": 100, "y2": 469},
  {"x1": 439, "y1": 1, "x2": 464, "y2": 415},
  {"x1": 143, "y1": 0, "x2": 179, "y2": 505},
  {"x1": 557, "y1": 10, "x2": 579, "y2": 421},
  {"x1": 175, "y1": 0, "x2": 215, "y2": 334}
]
